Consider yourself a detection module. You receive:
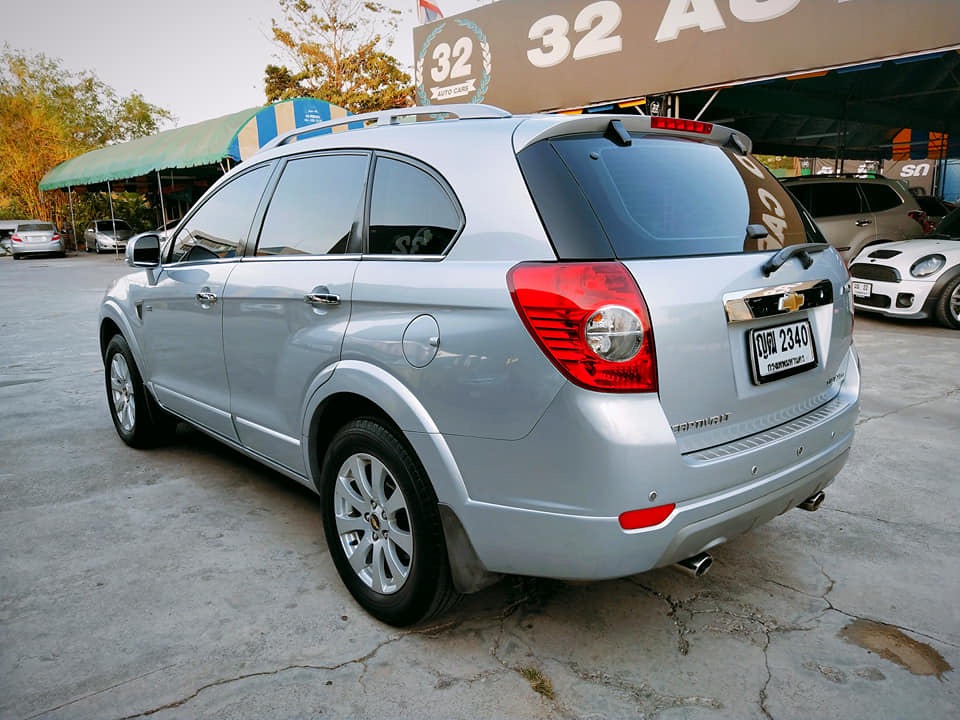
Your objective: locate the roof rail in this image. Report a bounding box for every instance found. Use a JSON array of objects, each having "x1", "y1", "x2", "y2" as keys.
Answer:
[
  {"x1": 788, "y1": 172, "x2": 883, "y2": 180},
  {"x1": 258, "y1": 103, "x2": 512, "y2": 154}
]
